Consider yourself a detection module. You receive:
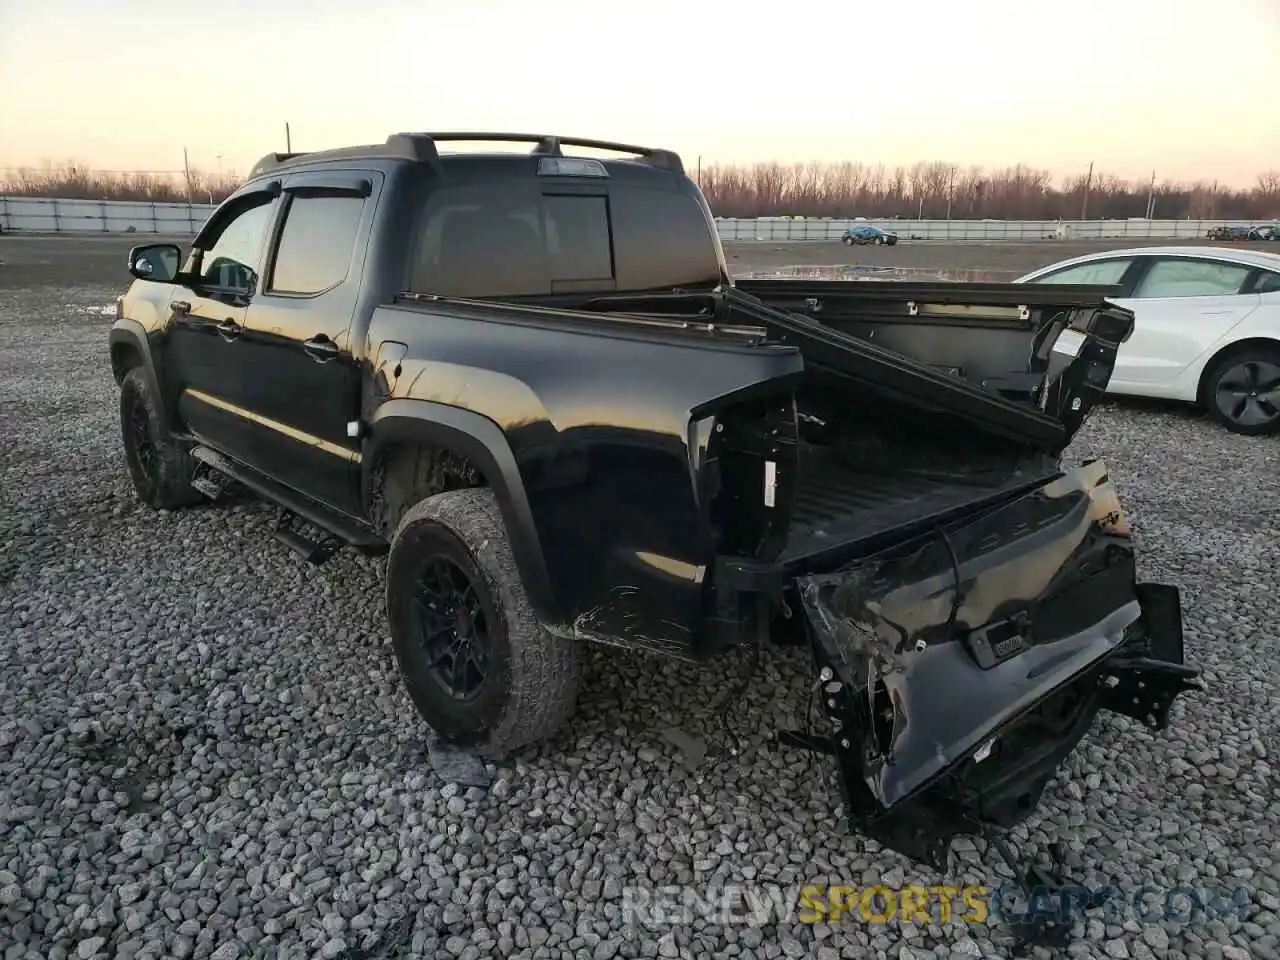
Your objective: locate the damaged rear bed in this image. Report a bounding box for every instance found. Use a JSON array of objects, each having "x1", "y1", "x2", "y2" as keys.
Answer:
[
  {"x1": 792, "y1": 459, "x2": 1199, "y2": 869},
  {"x1": 701, "y1": 283, "x2": 1202, "y2": 896}
]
